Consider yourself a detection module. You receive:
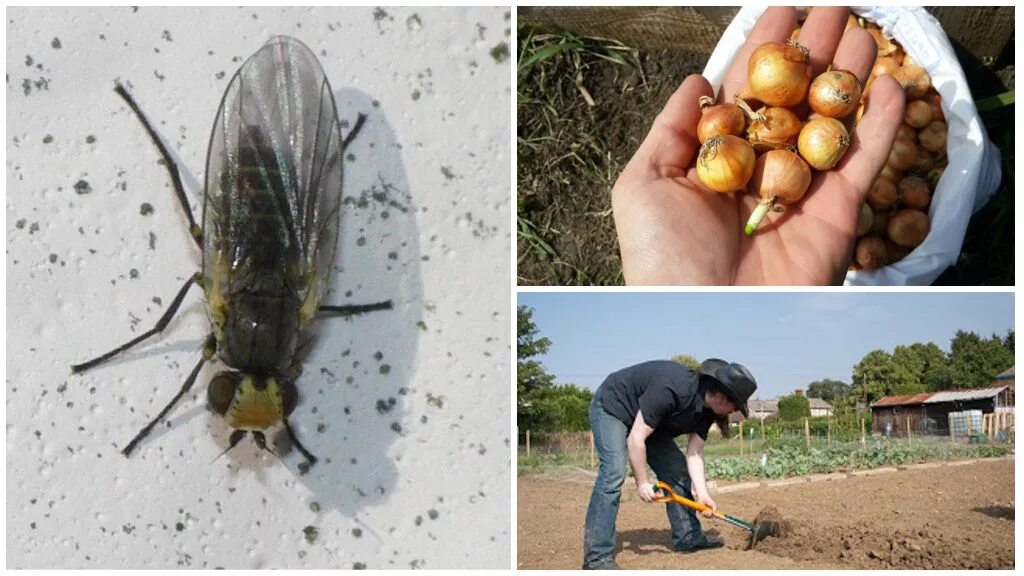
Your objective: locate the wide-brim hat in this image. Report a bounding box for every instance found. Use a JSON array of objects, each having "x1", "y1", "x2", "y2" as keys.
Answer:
[{"x1": 700, "y1": 358, "x2": 757, "y2": 417}]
